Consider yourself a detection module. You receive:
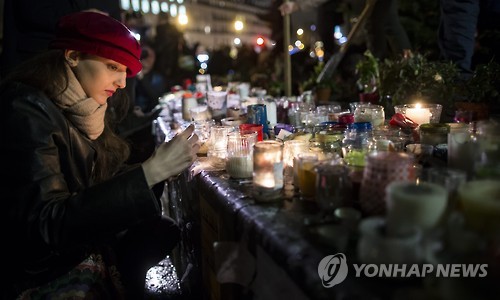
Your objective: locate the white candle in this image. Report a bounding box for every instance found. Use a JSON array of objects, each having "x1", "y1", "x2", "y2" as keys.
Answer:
[
  {"x1": 213, "y1": 140, "x2": 226, "y2": 151},
  {"x1": 182, "y1": 97, "x2": 198, "y2": 121},
  {"x1": 227, "y1": 93, "x2": 241, "y2": 108},
  {"x1": 255, "y1": 174, "x2": 276, "y2": 188},
  {"x1": 386, "y1": 181, "x2": 448, "y2": 236},
  {"x1": 264, "y1": 99, "x2": 278, "y2": 126},
  {"x1": 405, "y1": 104, "x2": 430, "y2": 125},
  {"x1": 252, "y1": 141, "x2": 284, "y2": 201},
  {"x1": 226, "y1": 156, "x2": 253, "y2": 179}
]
